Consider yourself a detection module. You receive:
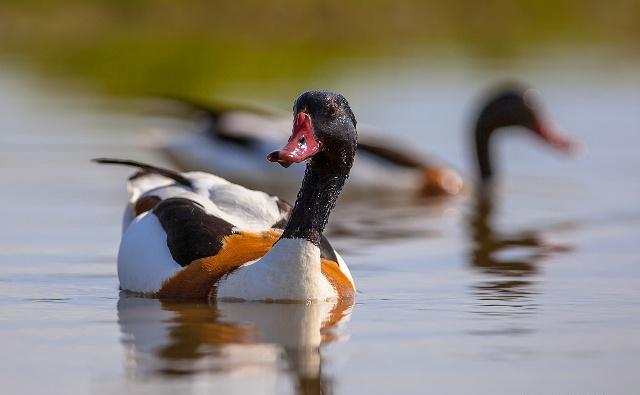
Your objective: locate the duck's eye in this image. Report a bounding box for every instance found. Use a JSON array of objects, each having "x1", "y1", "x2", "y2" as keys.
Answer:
[{"x1": 299, "y1": 136, "x2": 306, "y2": 145}]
